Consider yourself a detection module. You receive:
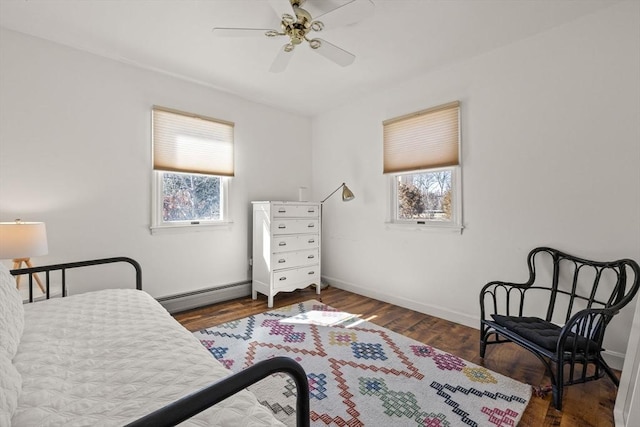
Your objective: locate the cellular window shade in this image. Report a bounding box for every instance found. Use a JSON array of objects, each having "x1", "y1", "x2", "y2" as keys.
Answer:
[
  {"x1": 383, "y1": 101, "x2": 460, "y2": 174},
  {"x1": 153, "y1": 107, "x2": 234, "y2": 177}
]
